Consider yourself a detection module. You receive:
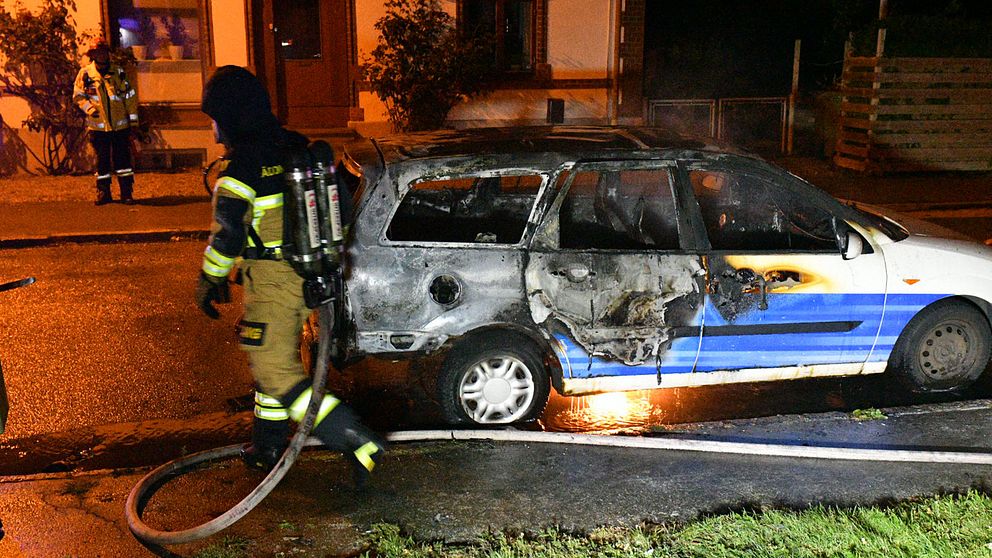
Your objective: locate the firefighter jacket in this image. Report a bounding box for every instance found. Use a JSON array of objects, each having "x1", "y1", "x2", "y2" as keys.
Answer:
[
  {"x1": 201, "y1": 129, "x2": 308, "y2": 281},
  {"x1": 73, "y1": 62, "x2": 138, "y2": 133}
]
